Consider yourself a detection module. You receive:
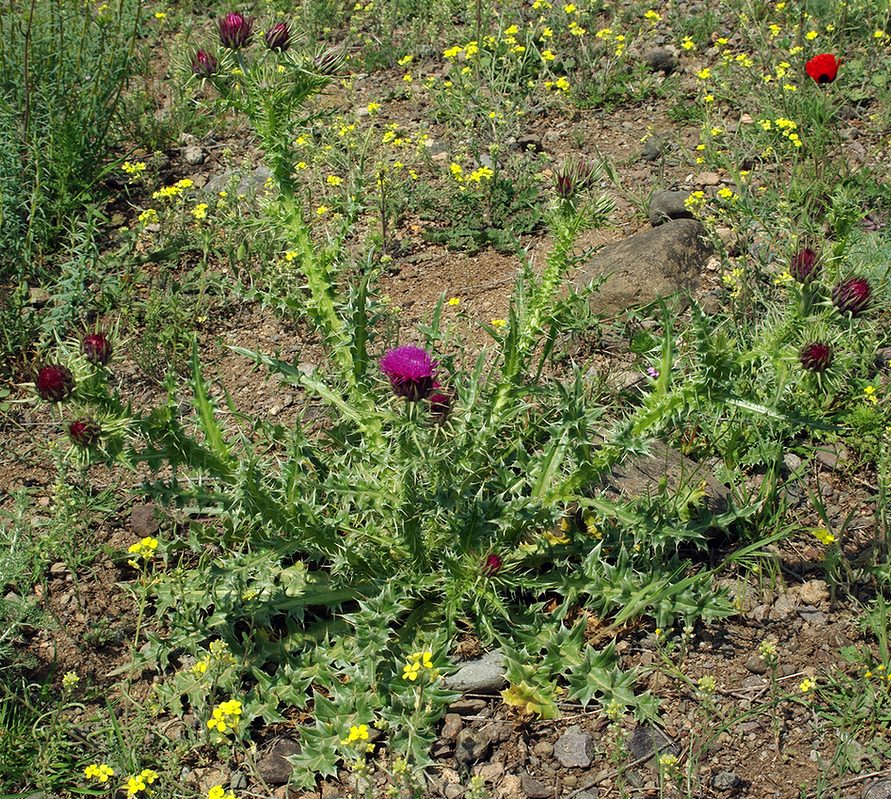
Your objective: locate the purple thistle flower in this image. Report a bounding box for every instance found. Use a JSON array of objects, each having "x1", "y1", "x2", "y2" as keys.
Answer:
[
  {"x1": 191, "y1": 50, "x2": 218, "y2": 77},
  {"x1": 379, "y1": 345, "x2": 436, "y2": 401},
  {"x1": 36, "y1": 365, "x2": 74, "y2": 402},
  {"x1": 265, "y1": 22, "x2": 290, "y2": 51},
  {"x1": 82, "y1": 332, "x2": 112, "y2": 365},
  {"x1": 832, "y1": 277, "x2": 871, "y2": 316},
  {"x1": 800, "y1": 342, "x2": 833, "y2": 372},
  {"x1": 789, "y1": 247, "x2": 819, "y2": 283},
  {"x1": 646, "y1": 367, "x2": 660, "y2": 380},
  {"x1": 69, "y1": 419, "x2": 101, "y2": 447},
  {"x1": 219, "y1": 12, "x2": 253, "y2": 50}
]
